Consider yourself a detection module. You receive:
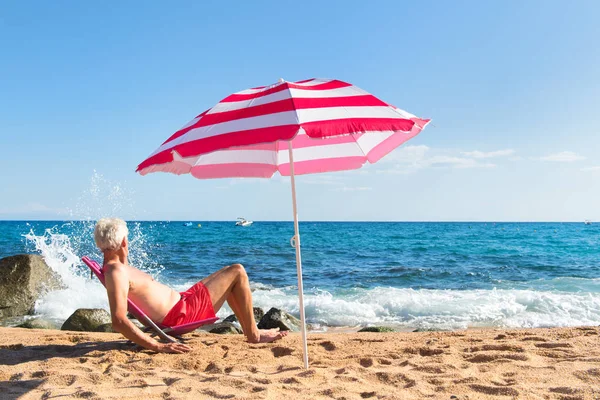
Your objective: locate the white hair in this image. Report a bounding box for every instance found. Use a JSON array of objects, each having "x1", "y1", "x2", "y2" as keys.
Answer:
[{"x1": 94, "y1": 218, "x2": 129, "y2": 252}]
